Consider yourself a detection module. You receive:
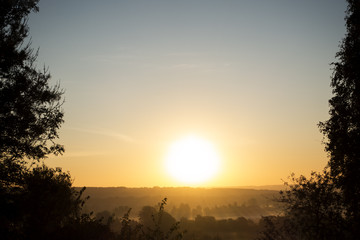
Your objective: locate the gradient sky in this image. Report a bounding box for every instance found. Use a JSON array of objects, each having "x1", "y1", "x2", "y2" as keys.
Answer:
[{"x1": 28, "y1": 0, "x2": 347, "y2": 187}]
